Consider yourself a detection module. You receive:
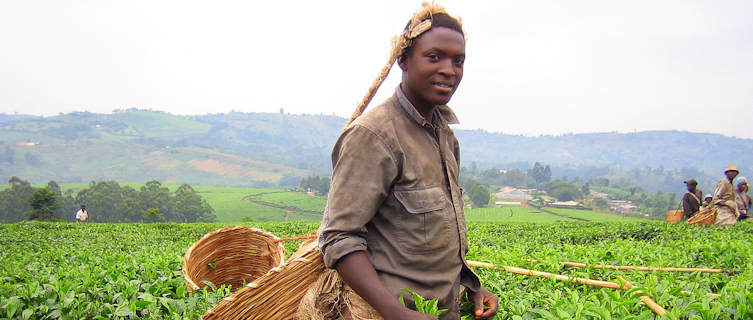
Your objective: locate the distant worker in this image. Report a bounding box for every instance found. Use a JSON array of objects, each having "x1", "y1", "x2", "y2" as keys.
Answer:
[
  {"x1": 713, "y1": 165, "x2": 739, "y2": 226},
  {"x1": 735, "y1": 177, "x2": 751, "y2": 221},
  {"x1": 703, "y1": 194, "x2": 713, "y2": 207},
  {"x1": 75, "y1": 205, "x2": 88, "y2": 223},
  {"x1": 681, "y1": 179, "x2": 703, "y2": 219}
]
